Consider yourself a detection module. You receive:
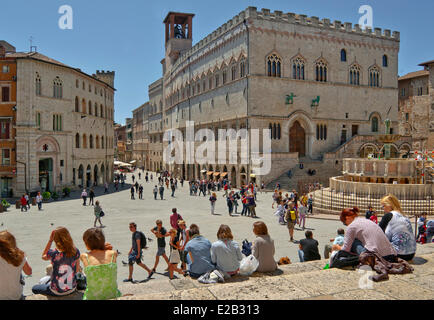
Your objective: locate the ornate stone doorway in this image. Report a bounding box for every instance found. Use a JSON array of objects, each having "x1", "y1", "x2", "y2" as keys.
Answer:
[{"x1": 289, "y1": 121, "x2": 306, "y2": 156}]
